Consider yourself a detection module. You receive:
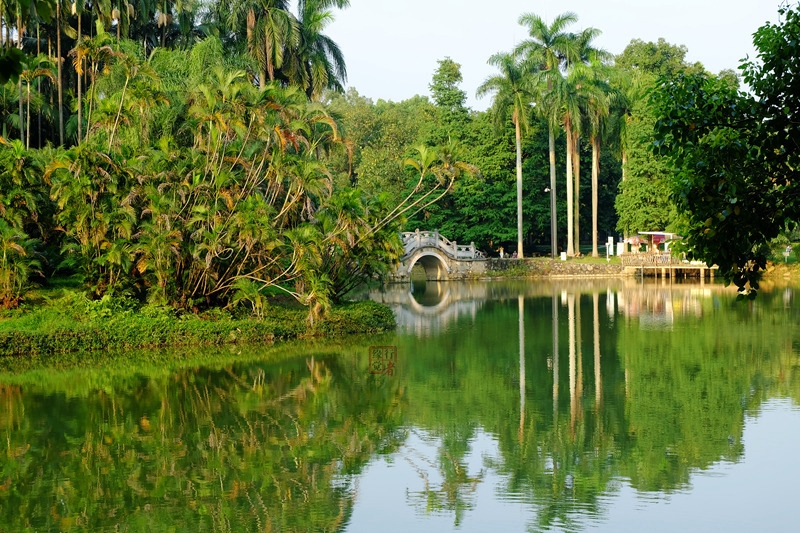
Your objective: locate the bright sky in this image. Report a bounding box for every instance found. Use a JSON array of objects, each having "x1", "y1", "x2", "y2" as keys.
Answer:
[{"x1": 321, "y1": 0, "x2": 783, "y2": 111}]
